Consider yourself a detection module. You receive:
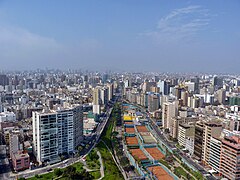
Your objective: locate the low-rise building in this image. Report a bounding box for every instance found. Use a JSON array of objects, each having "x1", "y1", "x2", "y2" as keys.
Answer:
[{"x1": 12, "y1": 151, "x2": 30, "y2": 171}]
